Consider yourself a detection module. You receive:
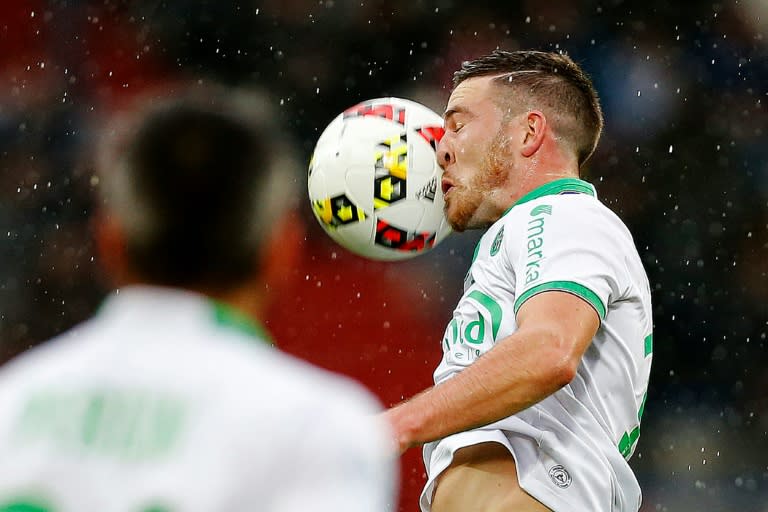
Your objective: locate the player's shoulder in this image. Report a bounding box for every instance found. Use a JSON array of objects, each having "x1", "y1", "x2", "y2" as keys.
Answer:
[
  {"x1": 259, "y1": 347, "x2": 382, "y2": 413},
  {"x1": 502, "y1": 180, "x2": 629, "y2": 235},
  {"x1": 0, "y1": 318, "x2": 101, "y2": 396},
  {"x1": 196, "y1": 319, "x2": 382, "y2": 417}
]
